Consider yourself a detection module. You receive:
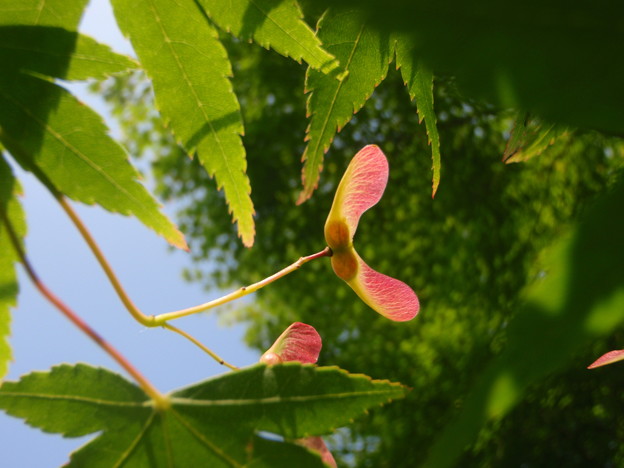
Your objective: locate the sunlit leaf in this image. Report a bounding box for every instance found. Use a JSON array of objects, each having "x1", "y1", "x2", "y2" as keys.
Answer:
[
  {"x1": 198, "y1": 0, "x2": 338, "y2": 73},
  {"x1": 425, "y1": 177, "x2": 624, "y2": 468},
  {"x1": 111, "y1": 0, "x2": 255, "y2": 246},
  {"x1": 0, "y1": 156, "x2": 26, "y2": 380},
  {"x1": 0, "y1": 26, "x2": 137, "y2": 81},
  {"x1": 299, "y1": 11, "x2": 392, "y2": 203},
  {"x1": 394, "y1": 37, "x2": 441, "y2": 196},
  {"x1": 0, "y1": 75, "x2": 187, "y2": 250},
  {"x1": 0, "y1": 363, "x2": 406, "y2": 467},
  {"x1": 0, "y1": 0, "x2": 87, "y2": 29}
]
